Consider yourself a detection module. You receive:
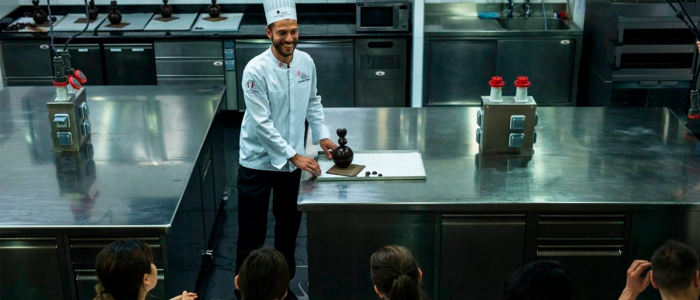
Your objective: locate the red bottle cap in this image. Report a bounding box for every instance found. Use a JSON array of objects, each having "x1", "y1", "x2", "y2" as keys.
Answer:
[
  {"x1": 489, "y1": 76, "x2": 505, "y2": 88},
  {"x1": 689, "y1": 113, "x2": 700, "y2": 120},
  {"x1": 74, "y1": 70, "x2": 87, "y2": 84},
  {"x1": 68, "y1": 76, "x2": 82, "y2": 90},
  {"x1": 515, "y1": 76, "x2": 531, "y2": 88},
  {"x1": 53, "y1": 80, "x2": 69, "y2": 87}
]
